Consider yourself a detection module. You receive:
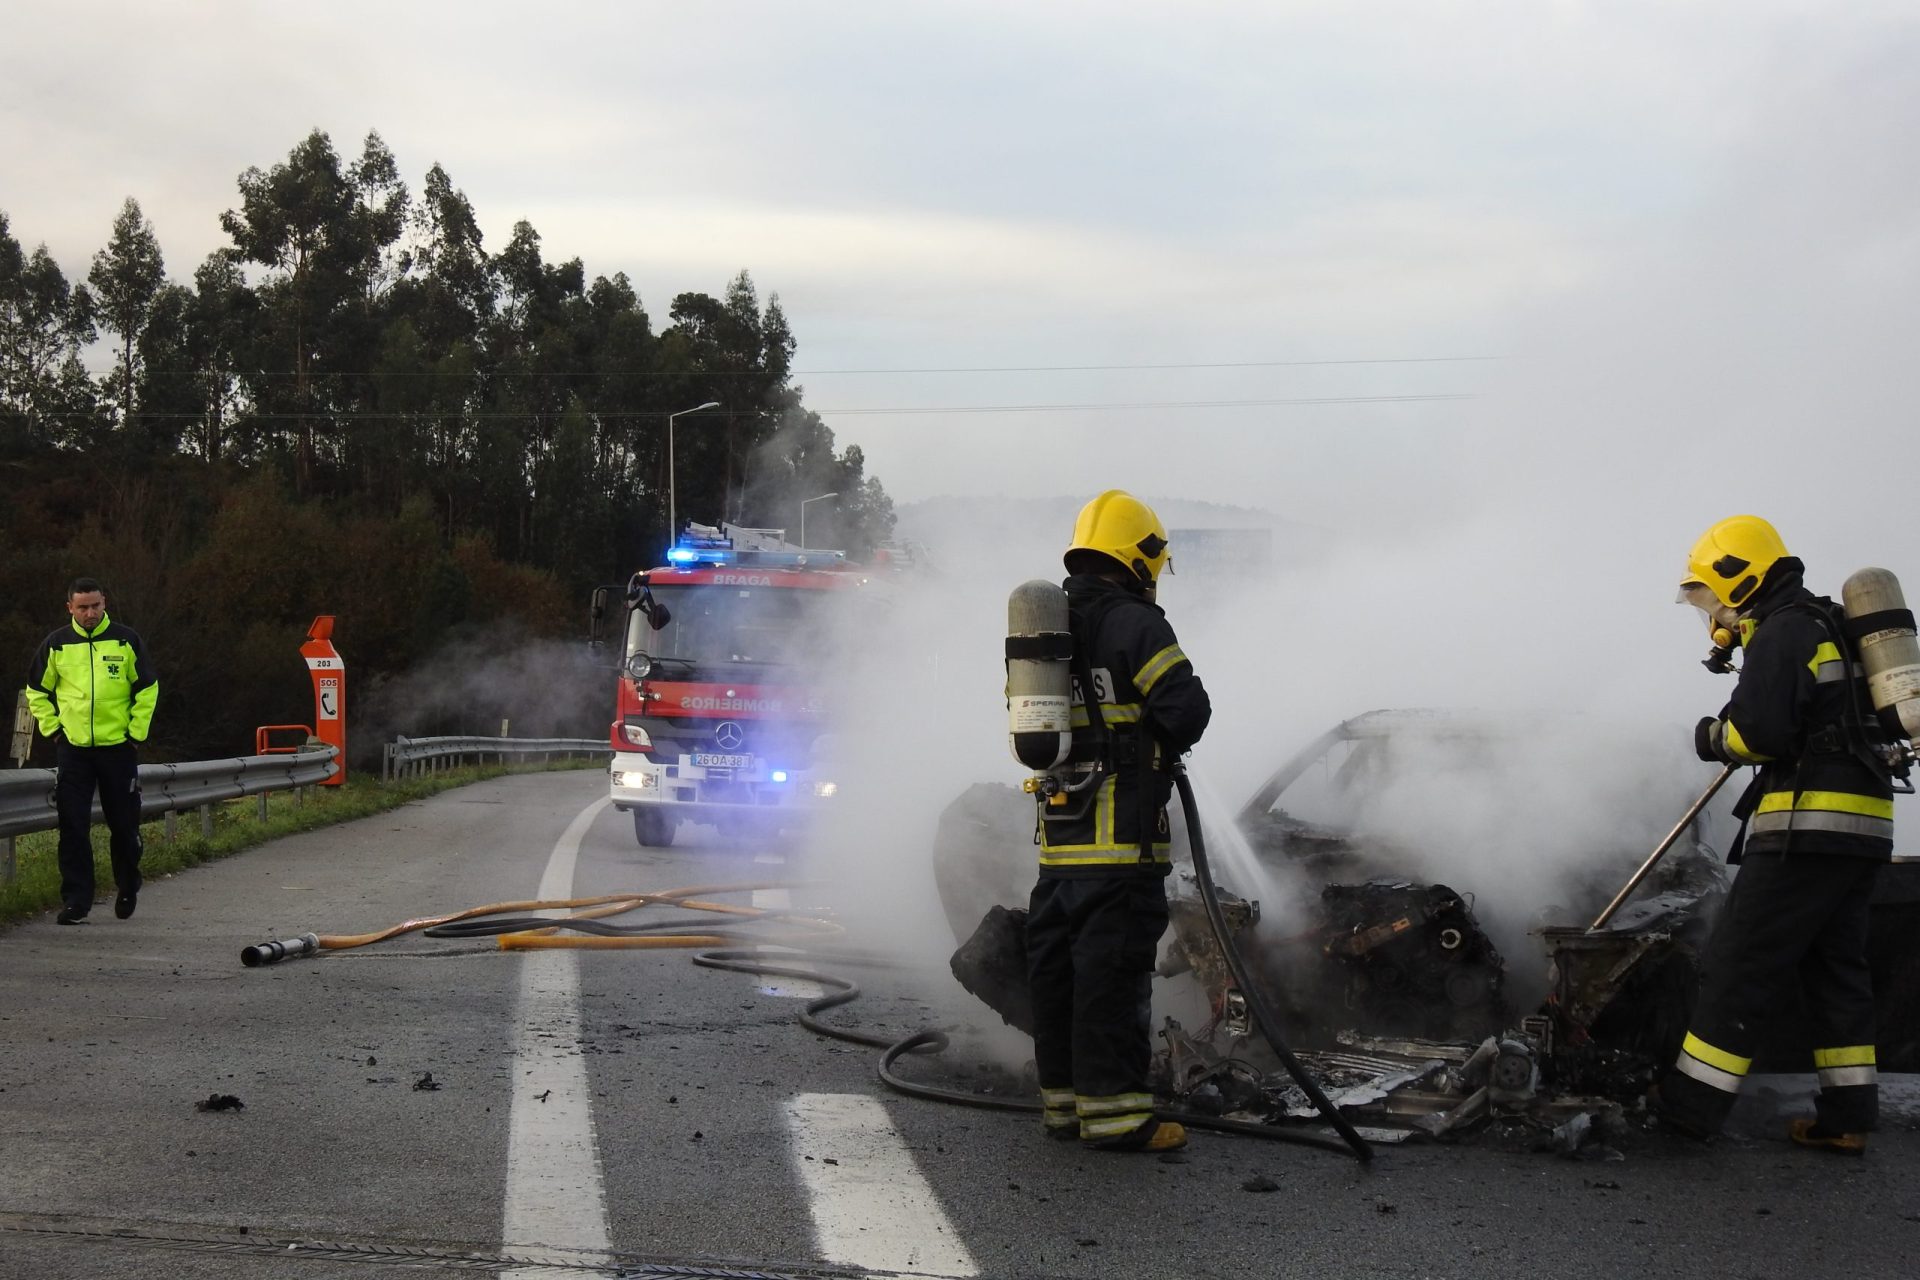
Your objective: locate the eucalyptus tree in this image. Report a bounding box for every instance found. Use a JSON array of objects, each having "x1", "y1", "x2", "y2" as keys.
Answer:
[
  {"x1": 220, "y1": 129, "x2": 364, "y2": 492},
  {"x1": 87, "y1": 196, "x2": 167, "y2": 433},
  {"x1": 0, "y1": 213, "x2": 98, "y2": 452}
]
